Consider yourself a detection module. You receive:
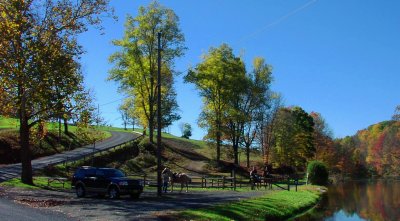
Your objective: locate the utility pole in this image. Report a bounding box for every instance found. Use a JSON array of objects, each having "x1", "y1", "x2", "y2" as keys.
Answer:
[{"x1": 157, "y1": 32, "x2": 162, "y2": 197}]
